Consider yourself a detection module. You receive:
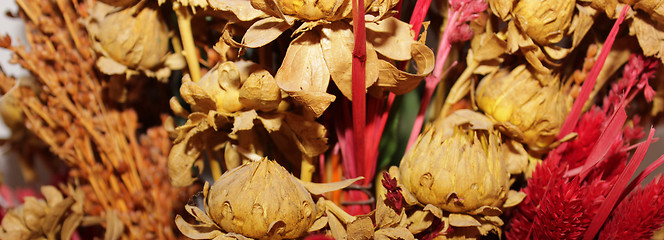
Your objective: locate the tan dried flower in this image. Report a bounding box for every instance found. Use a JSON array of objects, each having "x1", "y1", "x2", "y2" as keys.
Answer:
[
  {"x1": 175, "y1": 159, "x2": 361, "y2": 239},
  {"x1": 0, "y1": 186, "x2": 86, "y2": 240},
  {"x1": 399, "y1": 110, "x2": 513, "y2": 215},
  {"x1": 250, "y1": 0, "x2": 398, "y2": 21},
  {"x1": 512, "y1": 0, "x2": 576, "y2": 45},
  {"x1": 86, "y1": 1, "x2": 184, "y2": 80},
  {"x1": 476, "y1": 65, "x2": 571, "y2": 153},
  {"x1": 168, "y1": 61, "x2": 328, "y2": 187},
  {"x1": 222, "y1": 17, "x2": 434, "y2": 116}
]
